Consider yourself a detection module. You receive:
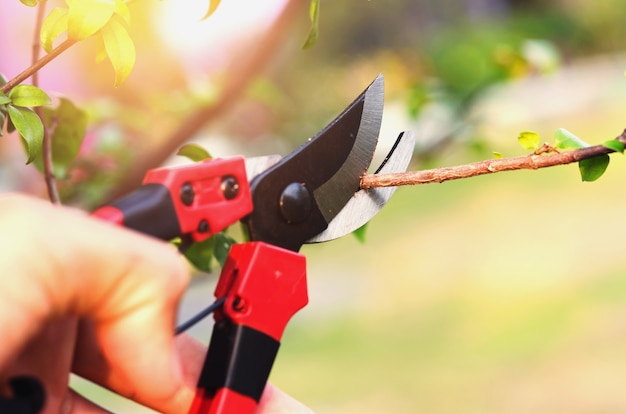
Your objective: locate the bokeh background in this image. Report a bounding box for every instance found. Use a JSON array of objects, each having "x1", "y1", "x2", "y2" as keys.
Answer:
[{"x1": 3, "y1": 0, "x2": 626, "y2": 413}]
